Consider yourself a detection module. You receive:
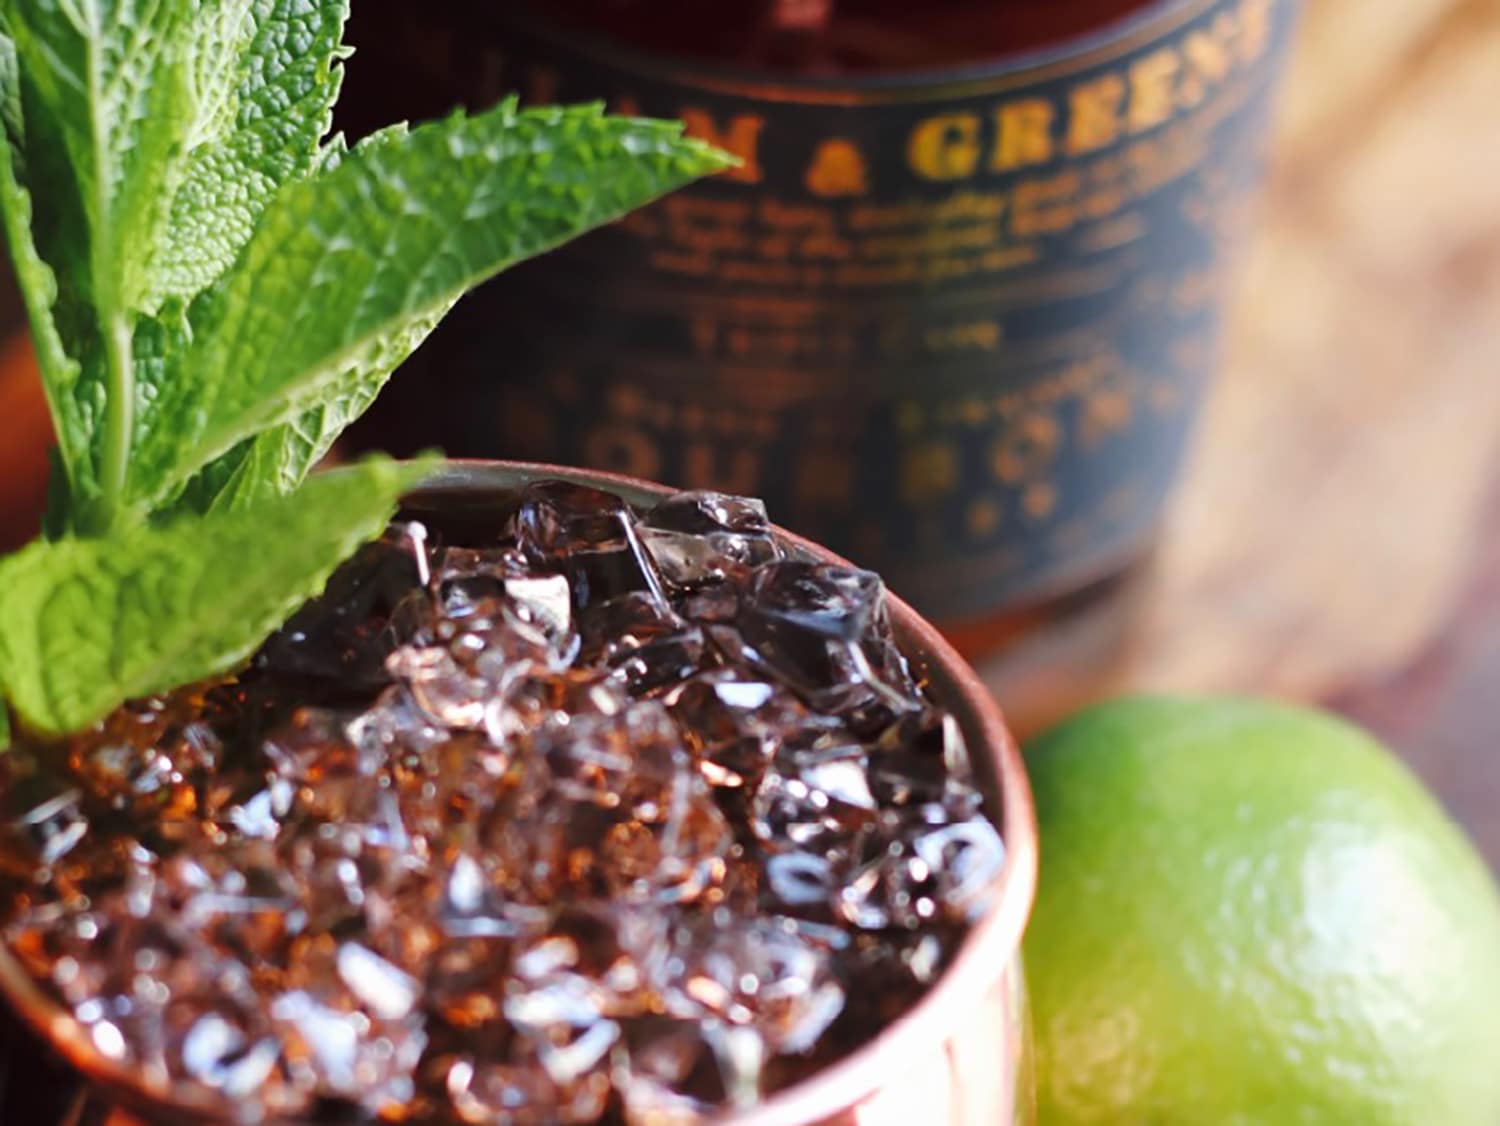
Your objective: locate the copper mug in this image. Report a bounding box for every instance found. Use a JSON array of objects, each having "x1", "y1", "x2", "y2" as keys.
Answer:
[{"x1": 0, "y1": 461, "x2": 1040, "y2": 1125}]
